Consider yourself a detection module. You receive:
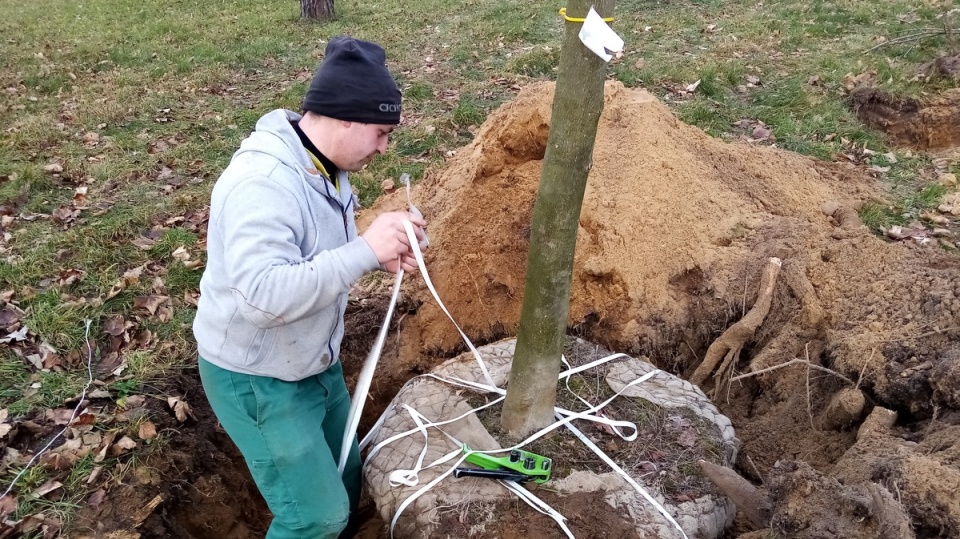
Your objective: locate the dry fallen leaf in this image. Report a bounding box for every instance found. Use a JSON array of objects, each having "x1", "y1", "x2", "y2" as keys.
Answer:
[
  {"x1": 110, "y1": 435, "x2": 138, "y2": 456},
  {"x1": 183, "y1": 289, "x2": 200, "y2": 306},
  {"x1": 95, "y1": 431, "x2": 117, "y2": 463},
  {"x1": 171, "y1": 246, "x2": 190, "y2": 261},
  {"x1": 102, "y1": 315, "x2": 127, "y2": 337},
  {"x1": 86, "y1": 465, "x2": 103, "y2": 485},
  {"x1": 71, "y1": 412, "x2": 96, "y2": 427},
  {"x1": 921, "y1": 211, "x2": 950, "y2": 225},
  {"x1": 167, "y1": 396, "x2": 196, "y2": 423},
  {"x1": 58, "y1": 268, "x2": 86, "y2": 286},
  {"x1": 87, "y1": 488, "x2": 106, "y2": 508},
  {"x1": 0, "y1": 494, "x2": 17, "y2": 519},
  {"x1": 88, "y1": 389, "x2": 112, "y2": 399},
  {"x1": 51, "y1": 205, "x2": 80, "y2": 226},
  {"x1": 752, "y1": 126, "x2": 771, "y2": 140},
  {"x1": 43, "y1": 163, "x2": 63, "y2": 174},
  {"x1": 32, "y1": 479, "x2": 63, "y2": 498},
  {"x1": 42, "y1": 451, "x2": 76, "y2": 472},
  {"x1": 0, "y1": 307, "x2": 21, "y2": 328},
  {"x1": 45, "y1": 408, "x2": 76, "y2": 426},
  {"x1": 131, "y1": 236, "x2": 157, "y2": 250},
  {"x1": 133, "y1": 294, "x2": 170, "y2": 316},
  {"x1": 123, "y1": 395, "x2": 146, "y2": 408},
  {"x1": 138, "y1": 421, "x2": 157, "y2": 441},
  {"x1": 1, "y1": 326, "x2": 29, "y2": 344},
  {"x1": 841, "y1": 71, "x2": 877, "y2": 91}
]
